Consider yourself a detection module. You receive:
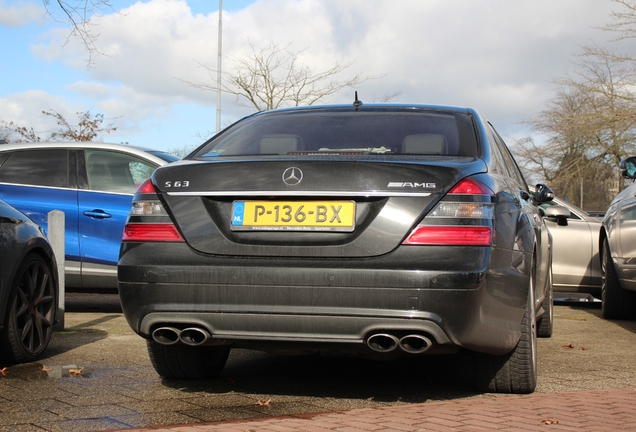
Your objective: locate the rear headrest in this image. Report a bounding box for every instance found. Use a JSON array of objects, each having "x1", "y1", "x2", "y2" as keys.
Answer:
[
  {"x1": 402, "y1": 134, "x2": 448, "y2": 155},
  {"x1": 259, "y1": 135, "x2": 302, "y2": 154}
]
